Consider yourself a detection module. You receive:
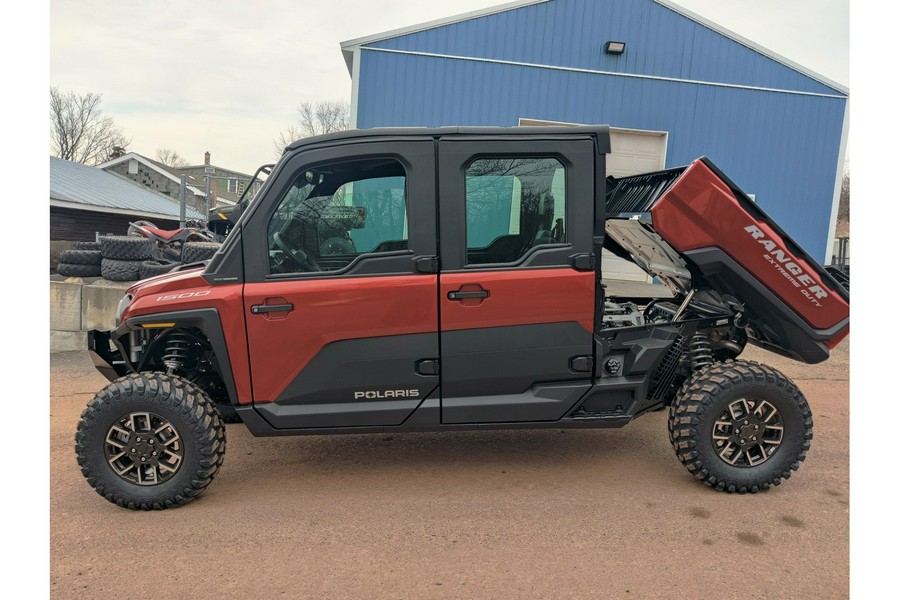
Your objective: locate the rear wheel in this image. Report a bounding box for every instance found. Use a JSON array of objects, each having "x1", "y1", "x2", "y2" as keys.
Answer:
[
  {"x1": 75, "y1": 373, "x2": 226, "y2": 510},
  {"x1": 668, "y1": 360, "x2": 812, "y2": 493}
]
